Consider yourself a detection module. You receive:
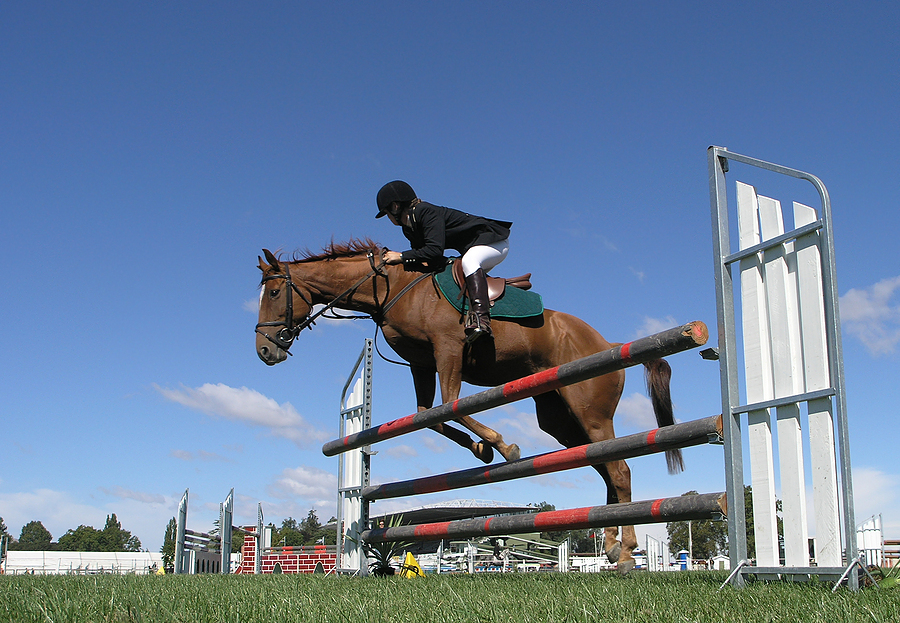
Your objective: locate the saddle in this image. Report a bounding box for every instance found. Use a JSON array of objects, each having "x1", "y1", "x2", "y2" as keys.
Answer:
[{"x1": 451, "y1": 258, "x2": 532, "y2": 303}]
